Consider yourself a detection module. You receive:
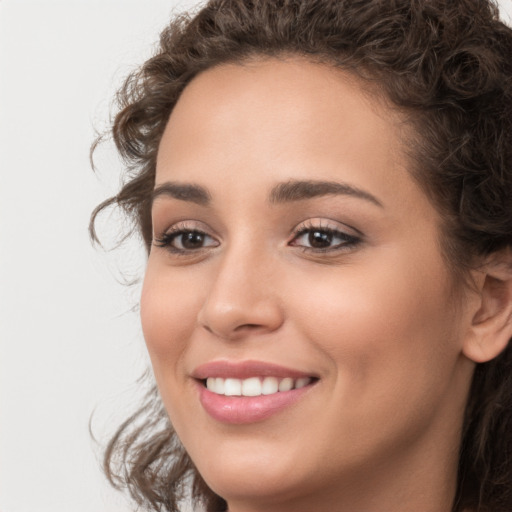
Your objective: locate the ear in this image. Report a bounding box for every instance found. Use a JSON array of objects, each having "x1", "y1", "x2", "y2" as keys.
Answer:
[{"x1": 463, "y1": 249, "x2": 512, "y2": 363}]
